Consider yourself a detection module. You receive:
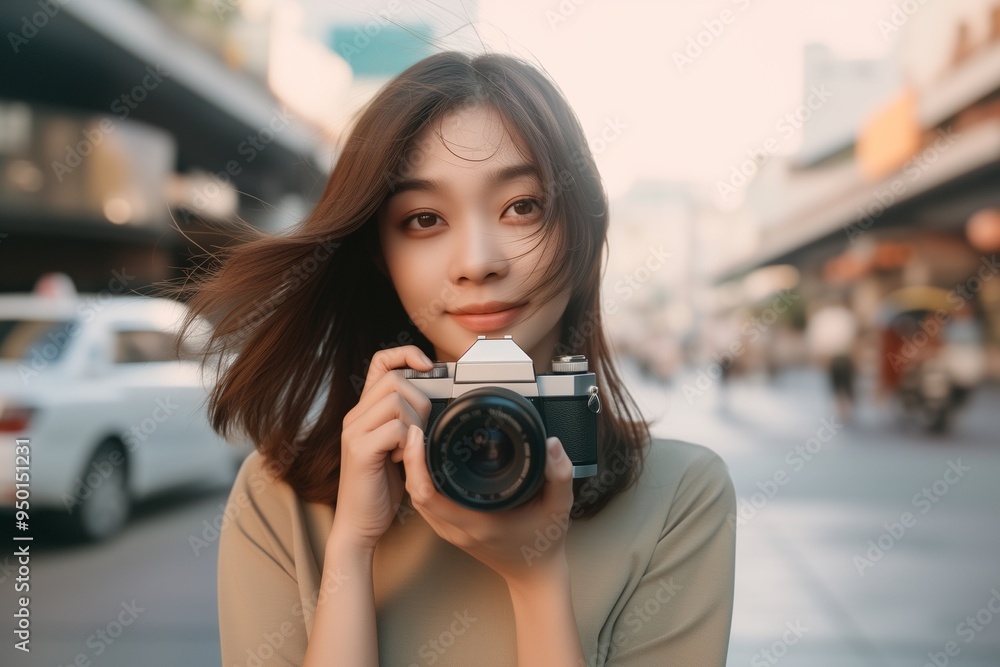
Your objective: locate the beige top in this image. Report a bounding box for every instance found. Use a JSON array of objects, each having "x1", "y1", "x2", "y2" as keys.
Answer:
[{"x1": 217, "y1": 437, "x2": 736, "y2": 666}]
